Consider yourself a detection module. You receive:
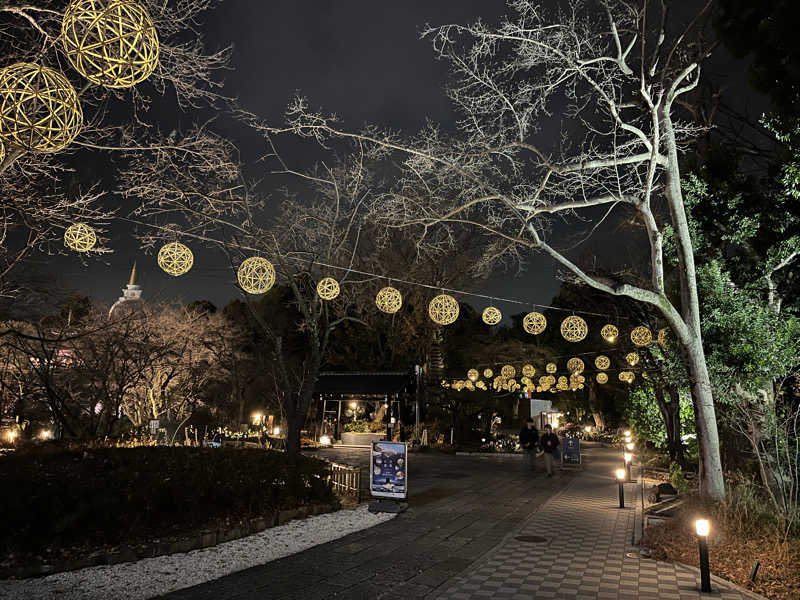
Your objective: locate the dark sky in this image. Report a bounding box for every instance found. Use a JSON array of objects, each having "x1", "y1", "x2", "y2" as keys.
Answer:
[{"x1": 48, "y1": 0, "x2": 767, "y2": 311}]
